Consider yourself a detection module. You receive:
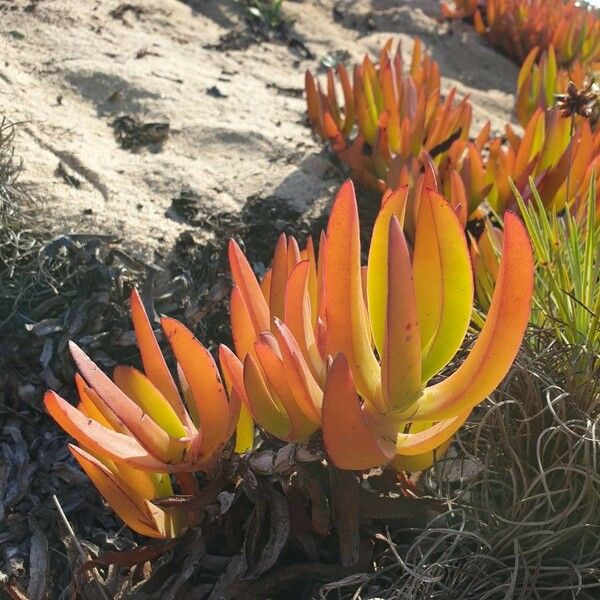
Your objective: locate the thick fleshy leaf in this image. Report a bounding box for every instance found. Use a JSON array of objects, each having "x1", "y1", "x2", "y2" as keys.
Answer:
[
  {"x1": 114, "y1": 463, "x2": 165, "y2": 503},
  {"x1": 44, "y1": 391, "x2": 167, "y2": 471},
  {"x1": 338, "y1": 63, "x2": 355, "y2": 135},
  {"x1": 305, "y1": 70, "x2": 323, "y2": 136},
  {"x1": 284, "y1": 260, "x2": 325, "y2": 383},
  {"x1": 69, "y1": 343, "x2": 187, "y2": 464},
  {"x1": 517, "y1": 47, "x2": 538, "y2": 92},
  {"x1": 367, "y1": 185, "x2": 409, "y2": 356},
  {"x1": 287, "y1": 237, "x2": 301, "y2": 272},
  {"x1": 474, "y1": 121, "x2": 491, "y2": 152},
  {"x1": 75, "y1": 373, "x2": 124, "y2": 432},
  {"x1": 413, "y1": 188, "x2": 473, "y2": 383},
  {"x1": 228, "y1": 239, "x2": 270, "y2": 335},
  {"x1": 395, "y1": 409, "x2": 471, "y2": 455},
  {"x1": 78, "y1": 384, "x2": 164, "y2": 495},
  {"x1": 230, "y1": 286, "x2": 257, "y2": 360},
  {"x1": 324, "y1": 180, "x2": 381, "y2": 407},
  {"x1": 260, "y1": 268, "x2": 272, "y2": 302},
  {"x1": 272, "y1": 319, "x2": 323, "y2": 423},
  {"x1": 303, "y1": 236, "x2": 319, "y2": 327},
  {"x1": 254, "y1": 338, "x2": 318, "y2": 441},
  {"x1": 413, "y1": 211, "x2": 533, "y2": 420},
  {"x1": 235, "y1": 403, "x2": 254, "y2": 453},
  {"x1": 161, "y1": 317, "x2": 230, "y2": 458},
  {"x1": 113, "y1": 366, "x2": 188, "y2": 440},
  {"x1": 326, "y1": 68, "x2": 341, "y2": 126},
  {"x1": 69, "y1": 445, "x2": 170, "y2": 538},
  {"x1": 447, "y1": 170, "x2": 468, "y2": 227},
  {"x1": 322, "y1": 355, "x2": 396, "y2": 470},
  {"x1": 243, "y1": 353, "x2": 290, "y2": 440},
  {"x1": 316, "y1": 230, "x2": 327, "y2": 324},
  {"x1": 219, "y1": 345, "x2": 254, "y2": 453},
  {"x1": 130, "y1": 289, "x2": 188, "y2": 426},
  {"x1": 515, "y1": 109, "x2": 545, "y2": 178},
  {"x1": 381, "y1": 217, "x2": 422, "y2": 414},
  {"x1": 323, "y1": 111, "x2": 347, "y2": 153},
  {"x1": 176, "y1": 364, "x2": 199, "y2": 426},
  {"x1": 269, "y1": 233, "x2": 289, "y2": 323},
  {"x1": 218, "y1": 345, "x2": 249, "y2": 408},
  {"x1": 225, "y1": 384, "x2": 243, "y2": 447}
]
